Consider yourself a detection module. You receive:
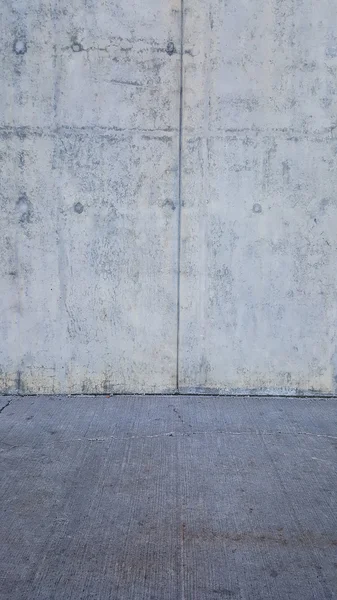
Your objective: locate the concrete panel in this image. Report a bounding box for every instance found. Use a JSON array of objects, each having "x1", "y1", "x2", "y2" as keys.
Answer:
[
  {"x1": 179, "y1": 0, "x2": 337, "y2": 394},
  {"x1": 1, "y1": 0, "x2": 180, "y2": 130},
  {"x1": 1, "y1": 395, "x2": 337, "y2": 599},
  {"x1": 0, "y1": 0, "x2": 181, "y2": 393}
]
